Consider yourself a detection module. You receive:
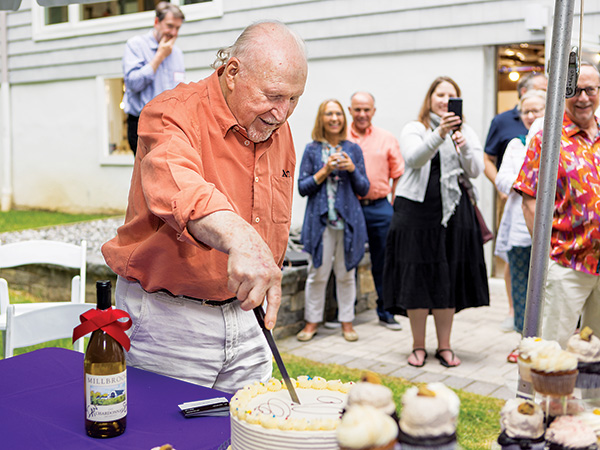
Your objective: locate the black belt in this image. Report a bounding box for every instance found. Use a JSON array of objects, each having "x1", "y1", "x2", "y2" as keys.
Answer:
[
  {"x1": 360, "y1": 197, "x2": 386, "y2": 206},
  {"x1": 185, "y1": 296, "x2": 237, "y2": 307},
  {"x1": 159, "y1": 289, "x2": 237, "y2": 307}
]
